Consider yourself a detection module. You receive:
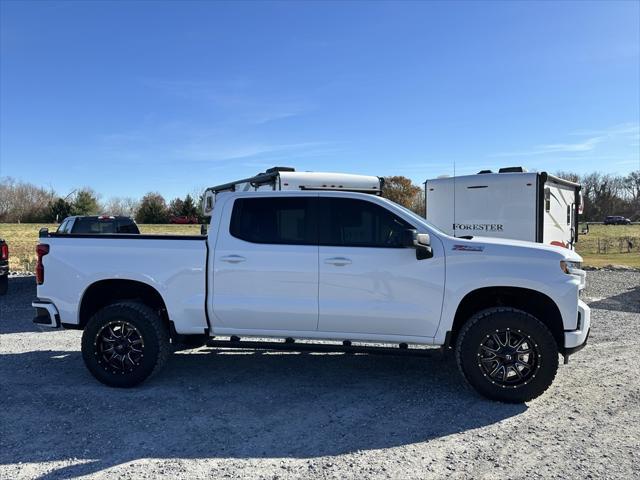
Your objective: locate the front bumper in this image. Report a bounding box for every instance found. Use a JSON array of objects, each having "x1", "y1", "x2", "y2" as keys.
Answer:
[
  {"x1": 32, "y1": 300, "x2": 61, "y2": 328},
  {"x1": 564, "y1": 299, "x2": 591, "y2": 351}
]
